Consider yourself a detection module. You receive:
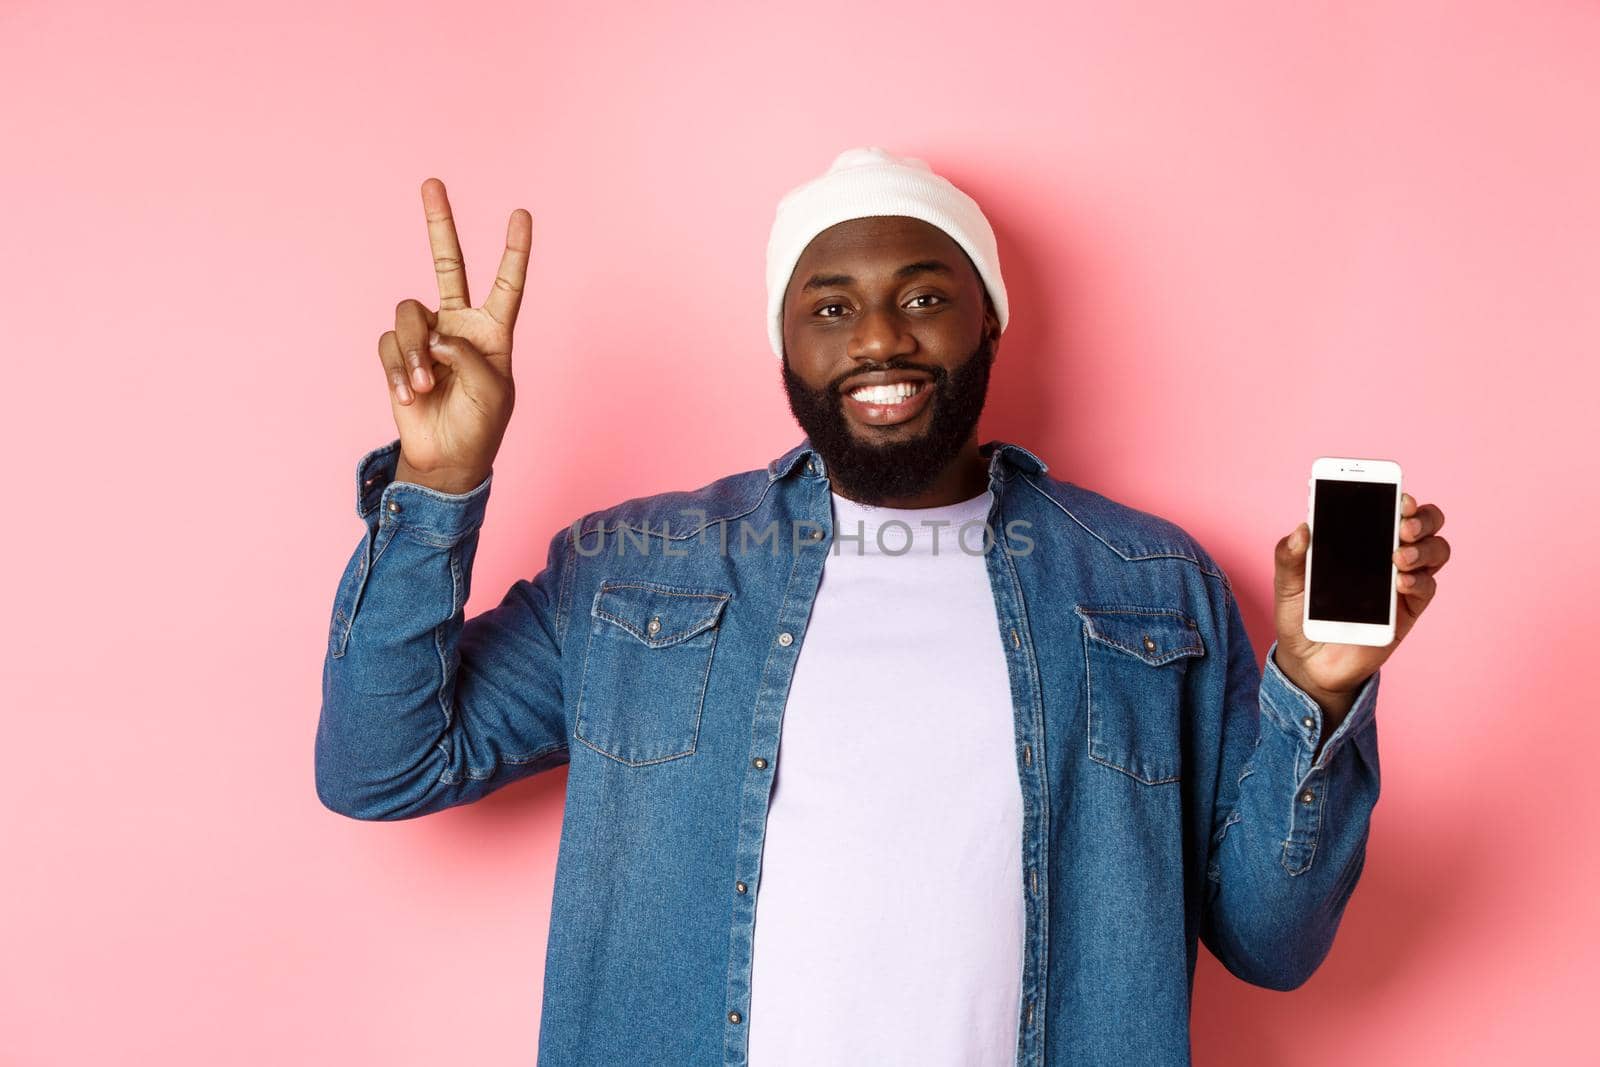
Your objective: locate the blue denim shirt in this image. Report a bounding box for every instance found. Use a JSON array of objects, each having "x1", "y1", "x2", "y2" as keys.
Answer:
[{"x1": 316, "y1": 434, "x2": 1382, "y2": 1066}]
